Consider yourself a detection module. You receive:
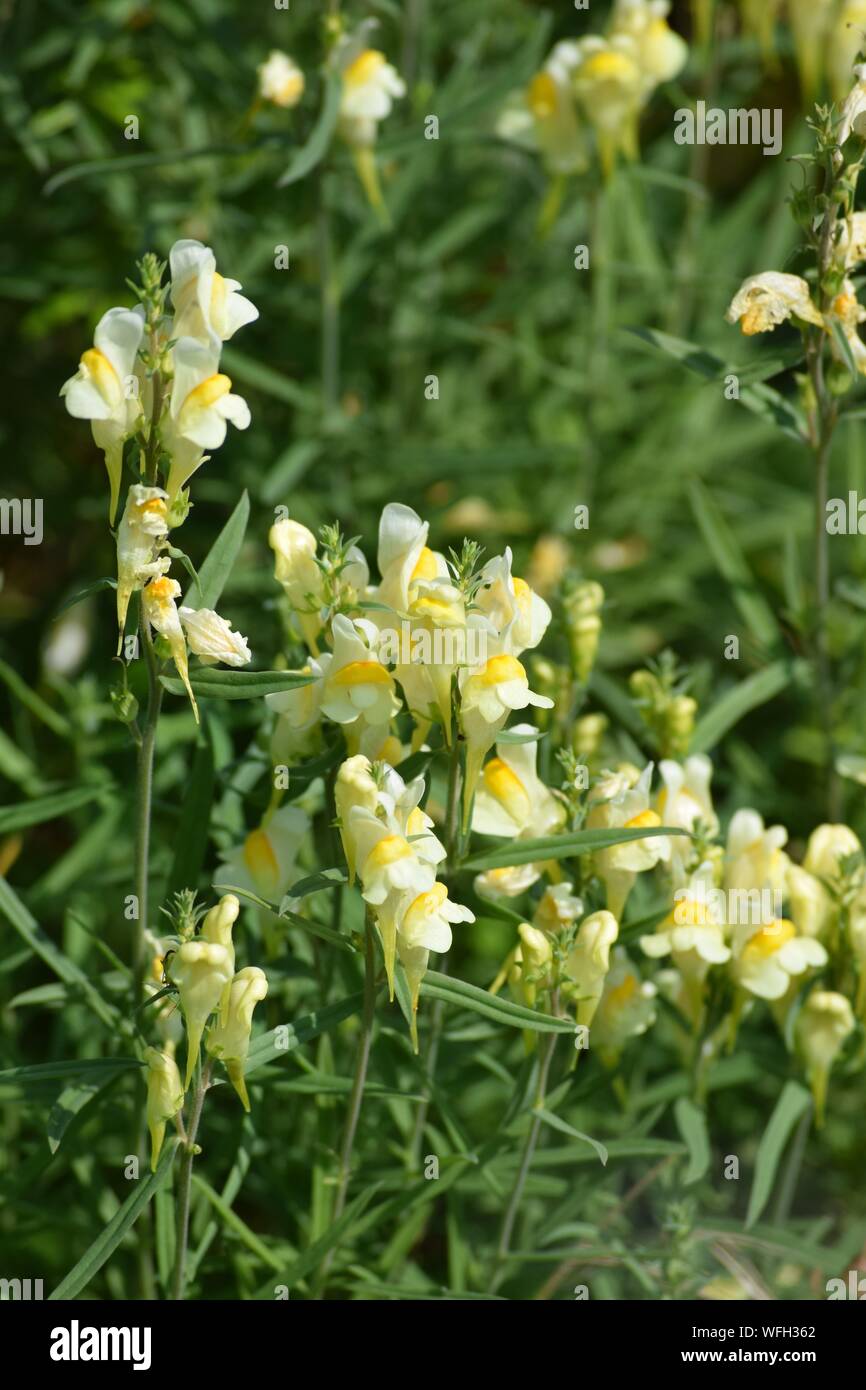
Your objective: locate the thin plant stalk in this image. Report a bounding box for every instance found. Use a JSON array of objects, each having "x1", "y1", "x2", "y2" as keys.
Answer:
[
  {"x1": 171, "y1": 1059, "x2": 213, "y2": 1300},
  {"x1": 490, "y1": 1020, "x2": 559, "y2": 1293},
  {"x1": 315, "y1": 914, "x2": 378, "y2": 1294}
]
